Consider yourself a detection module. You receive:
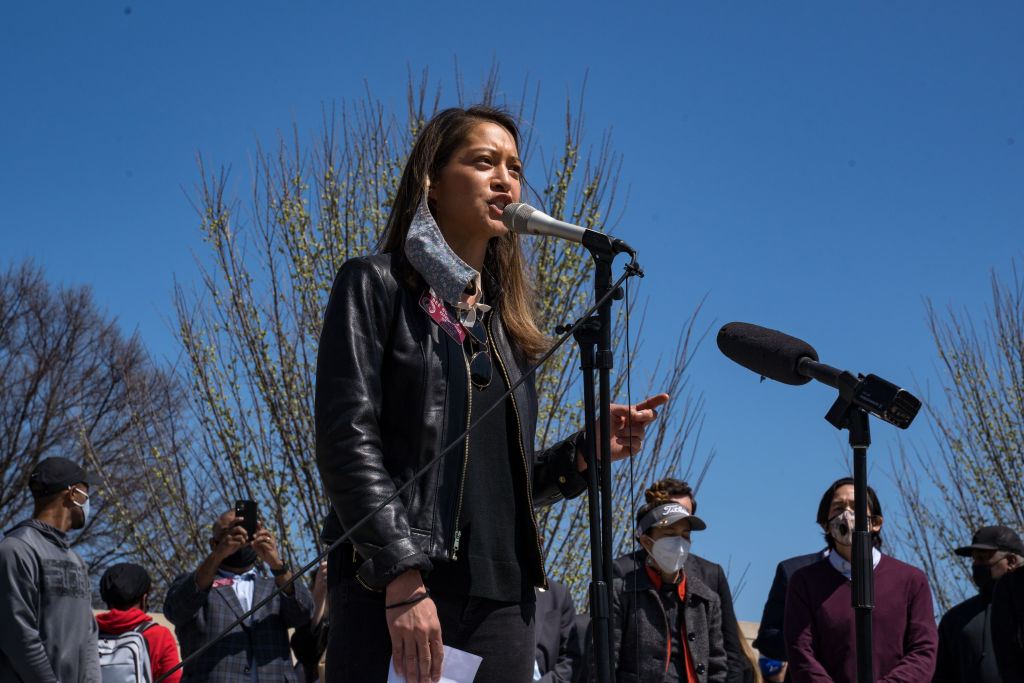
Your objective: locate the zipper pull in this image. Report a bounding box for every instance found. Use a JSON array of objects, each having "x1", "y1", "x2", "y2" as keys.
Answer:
[{"x1": 452, "y1": 530, "x2": 462, "y2": 560}]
